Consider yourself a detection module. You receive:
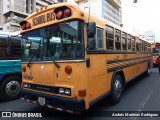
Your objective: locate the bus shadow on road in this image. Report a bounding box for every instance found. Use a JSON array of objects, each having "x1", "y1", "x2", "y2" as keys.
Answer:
[{"x1": 125, "y1": 73, "x2": 147, "y2": 91}]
